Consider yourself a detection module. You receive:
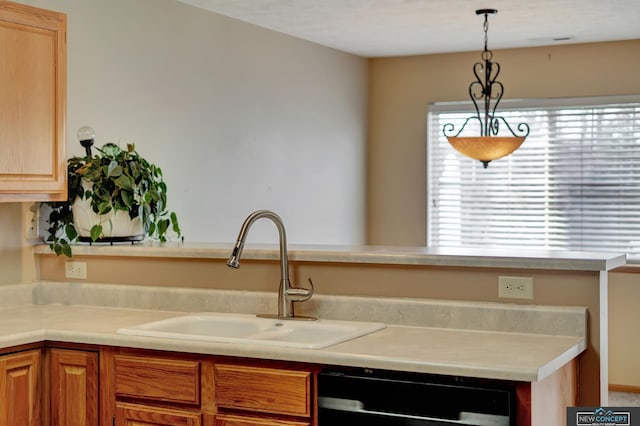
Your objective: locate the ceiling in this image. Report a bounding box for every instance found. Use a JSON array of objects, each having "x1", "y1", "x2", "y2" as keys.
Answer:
[{"x1": 176, "y1": 0, "x2": 640, "y2": 58}]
